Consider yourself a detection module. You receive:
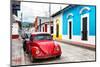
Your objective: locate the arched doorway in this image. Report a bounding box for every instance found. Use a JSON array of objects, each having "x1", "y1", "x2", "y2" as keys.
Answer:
[
  {"x1": 67, "y1": 13, "x2": 73, "y2": 39},
  {"x1": 68, "y1": 19, "x2": 73, "y2": 39},
  {"x1": 81, "y1": 13, "x2": 89, "y2": 40},
  {"x1": 56, "y1": 23, "x2": 59, "y2": 37},
  {"x1": 80, "y1": 7, "x2": 90, "y2": 40},
  {"x1": 56, "y1": 19, "x2": 60, "y2": 38}
]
